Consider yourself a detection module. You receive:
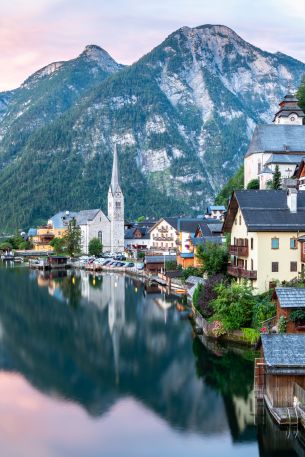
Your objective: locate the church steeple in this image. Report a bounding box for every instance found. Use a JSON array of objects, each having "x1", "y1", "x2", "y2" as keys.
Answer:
[
  {"x1": 273, "y1": 91, "x2": 305, "y2": 125},
  {"x1": 109, "y1": 145, "x2": 122, "y2": 195},
  {"x1": 108, "y1": 146, "x2": 125, "y2": 253}
]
